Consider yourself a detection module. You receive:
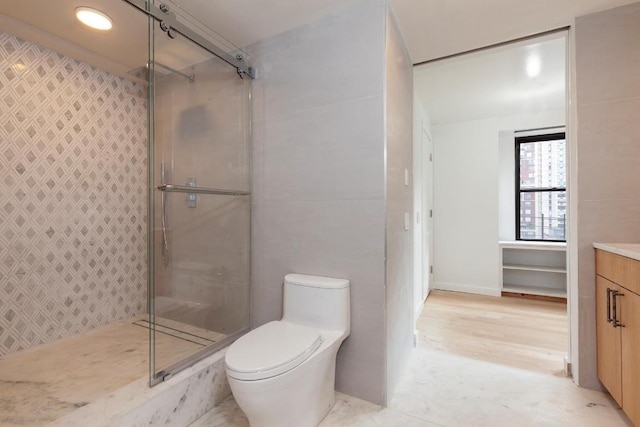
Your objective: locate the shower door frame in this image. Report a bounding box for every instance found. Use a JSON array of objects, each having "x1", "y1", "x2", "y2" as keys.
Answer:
[
  {"x1": 123, "y1": 0, "x2": 254, "y2": 386},
  {"x1": 123, "y1": 0, "x2": 254, "y2": 78}
]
